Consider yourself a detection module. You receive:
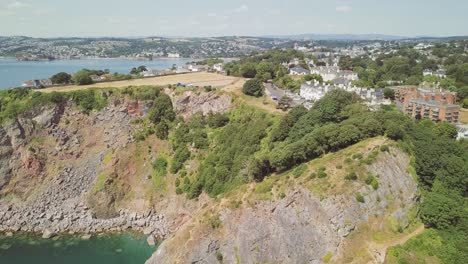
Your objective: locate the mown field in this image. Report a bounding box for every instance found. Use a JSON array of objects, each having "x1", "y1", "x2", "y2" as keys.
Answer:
[{"x1": 42, "y1": 72, "x2": 241, "y2": 92}]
